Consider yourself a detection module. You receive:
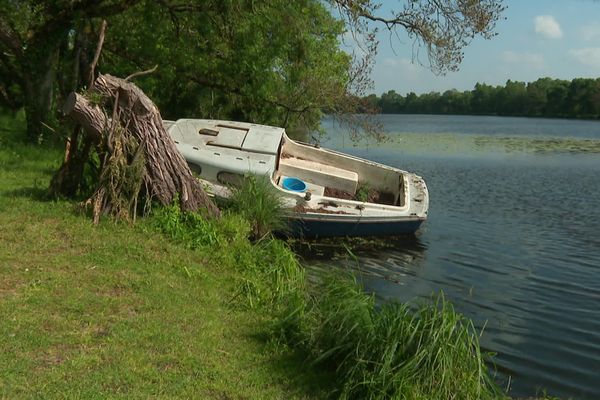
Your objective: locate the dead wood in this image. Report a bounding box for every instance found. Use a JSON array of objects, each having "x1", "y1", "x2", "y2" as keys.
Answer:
[
  {"x1": 52, "y1": 20, "x2": 107, "y2": 196},
  {"x1": 62, "y1": 92, "x2": 107, "y2": 142},
  {"x1": 125, "y1": 64, "x2": 158, "y2": 81},
  {"x1": 87, "y1": 20, "x2": 107, "y2": 87},
  {"x1": 61, "y1": 73, "x2": 219, "y2": 222}
]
